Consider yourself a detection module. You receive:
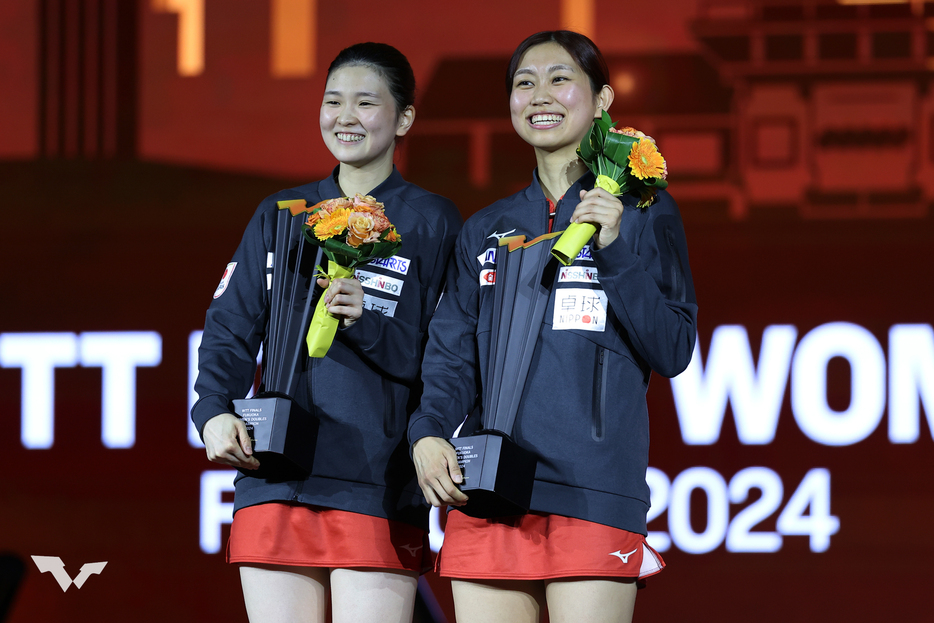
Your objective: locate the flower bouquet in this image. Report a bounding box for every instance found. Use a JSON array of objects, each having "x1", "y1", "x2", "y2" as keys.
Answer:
[
  {"x1": 298, "y1": 194, "x2": 402, "y2": 357},
  {"x1": 551, "y1": 111, "x2": 669, "y2": 265}
]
